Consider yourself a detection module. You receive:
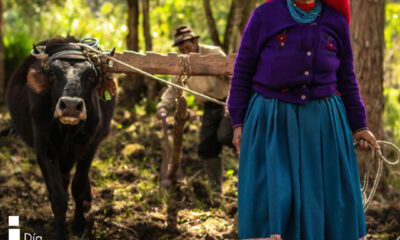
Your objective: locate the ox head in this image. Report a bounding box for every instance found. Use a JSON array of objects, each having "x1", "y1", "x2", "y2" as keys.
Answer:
[{"x1": 27, "y1": 39, "x2": 117, "y2": 126}]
